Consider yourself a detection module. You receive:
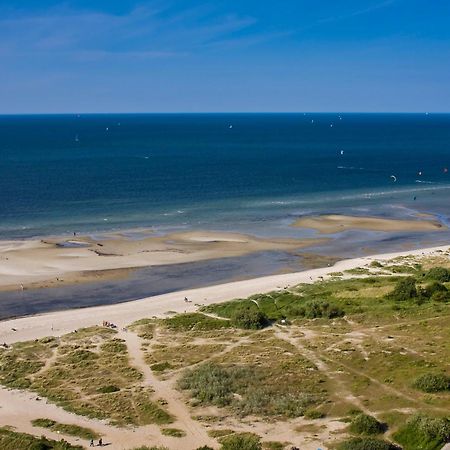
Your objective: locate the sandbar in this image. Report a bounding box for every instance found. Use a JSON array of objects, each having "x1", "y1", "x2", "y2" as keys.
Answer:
[{"x1": 292, "y1": 214, "x2": 445, "y2": 234}]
